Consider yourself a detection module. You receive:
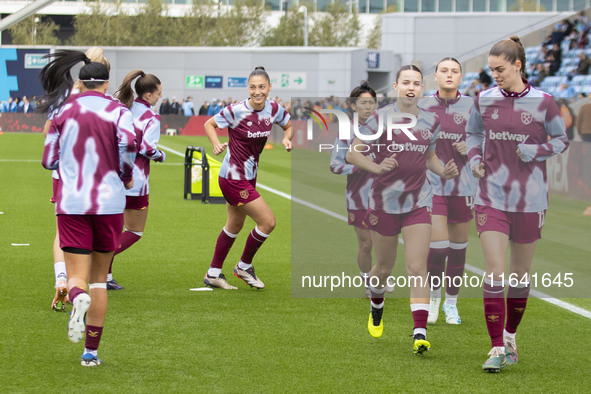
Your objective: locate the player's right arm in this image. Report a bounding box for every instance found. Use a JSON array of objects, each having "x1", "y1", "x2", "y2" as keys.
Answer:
[
  {"x1": 204, "y1": 117, "x2": 228, "y2": 155},
  {"x1": 330, "y1": 137, "x2": 354, "y2": 175},
  {"x1": 42, "y1": 120, "x2": 60, "y2": 170},
  {"x1": 466, "y1": 98, "x2": 486, "y2": 178}
]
